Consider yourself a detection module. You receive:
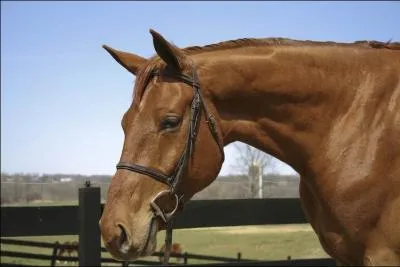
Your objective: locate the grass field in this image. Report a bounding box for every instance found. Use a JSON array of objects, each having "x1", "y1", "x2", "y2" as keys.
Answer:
[{"x1": 1, "y1": 224, "x2": 329, "y2": 265}]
